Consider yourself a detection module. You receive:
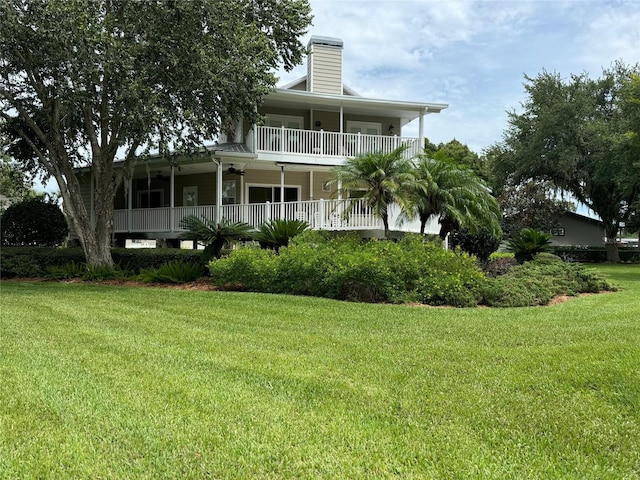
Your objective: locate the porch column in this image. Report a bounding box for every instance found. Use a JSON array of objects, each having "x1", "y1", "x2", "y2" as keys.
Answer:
[
  {"x1": 127, "y1": 177, "x2": 132, "y2": 233},
  {"x1": 309, "y1": 170, "x2": 314, "y2": 200},
  {"x1": 214, "y1": 158, "x2": 222, "y2": 223},
  {"x1": 419, "y1": 109, "x2": 425, "y2": 151},
  {"x1": 169, "y1": 164, "x2": 175, "y2": 232},
  {"x1": 339, "y1": 105, "x2": 344, "y2": 155},
  {"x1": 280, "y1": 164, "x2": 285, "y2": 218}
]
